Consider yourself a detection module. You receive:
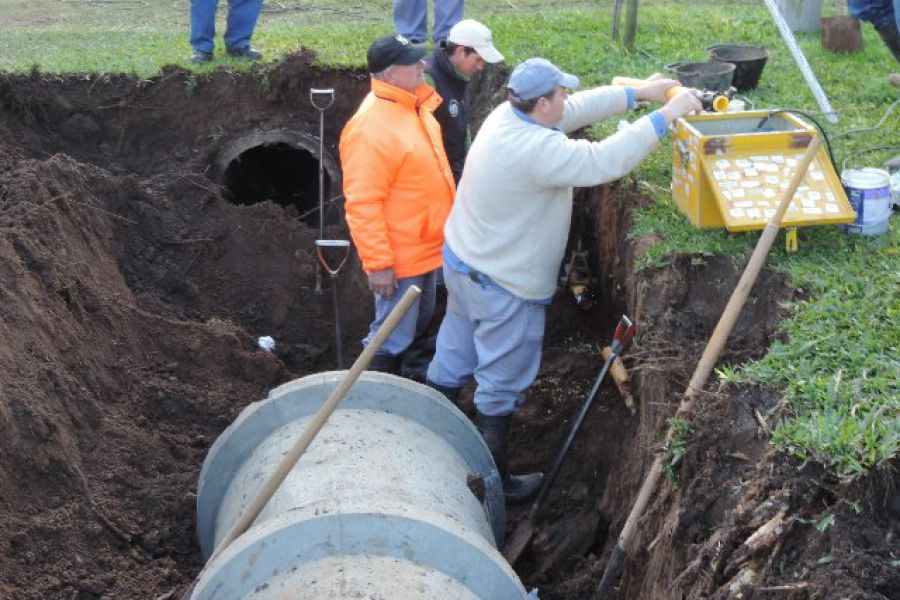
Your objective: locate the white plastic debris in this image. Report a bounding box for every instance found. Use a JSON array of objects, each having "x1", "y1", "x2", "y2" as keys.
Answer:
[
  {"x1": 257, "y1": 336, "x2": 276, "y2": 352},
  {"x1": 527, "y1": 588, "x2": 541, "y2": 599}
]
